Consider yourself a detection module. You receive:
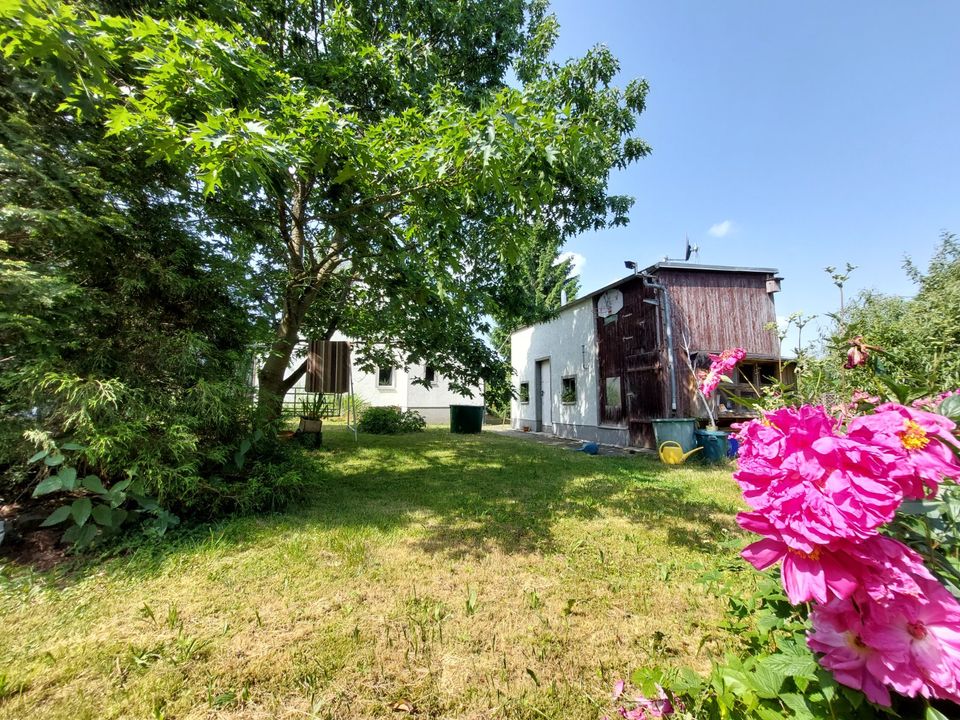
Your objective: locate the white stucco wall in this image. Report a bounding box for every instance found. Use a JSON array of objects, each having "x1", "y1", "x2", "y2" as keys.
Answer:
[{"x1": 510, "y1": 300, "x2": 603, "y2": 435}]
